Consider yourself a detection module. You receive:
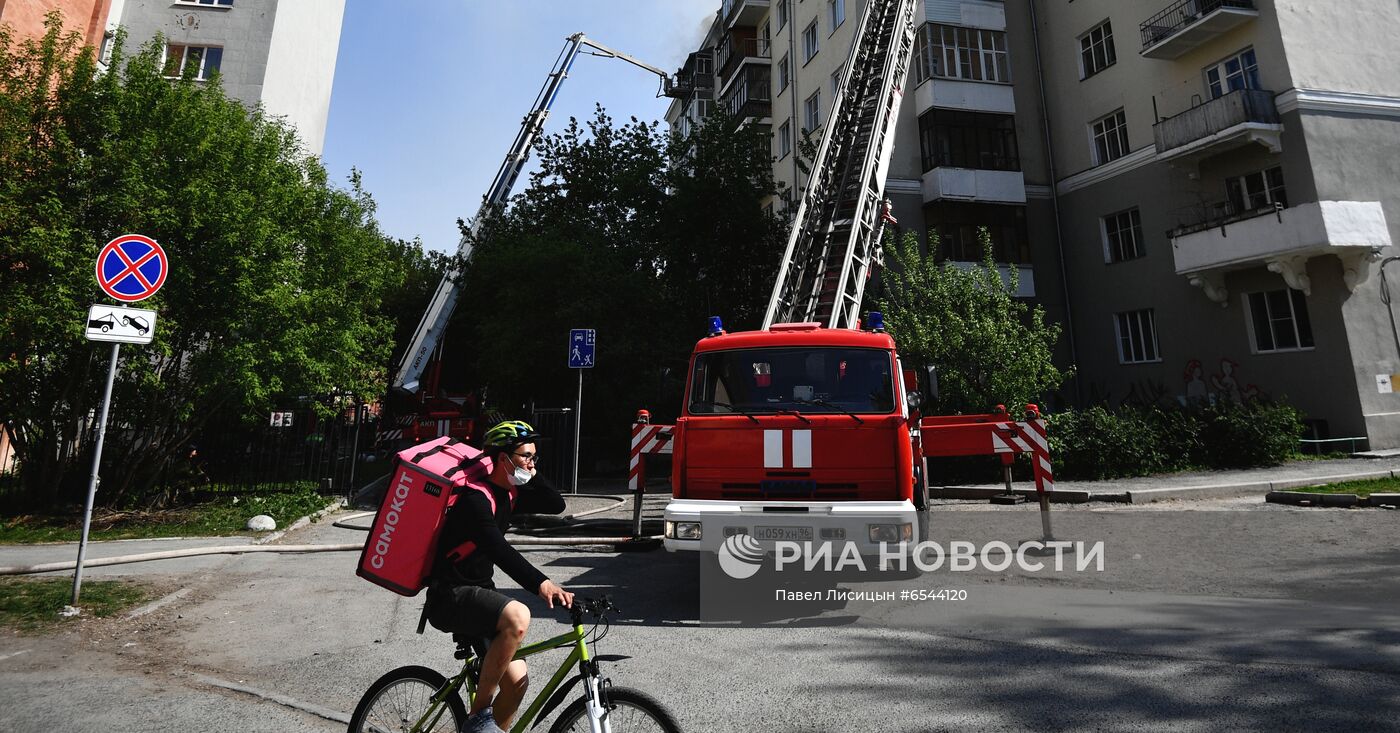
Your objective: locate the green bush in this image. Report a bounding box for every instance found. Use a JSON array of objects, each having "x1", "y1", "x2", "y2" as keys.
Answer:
[{"x1": 1045, "y1": 400, "x2": 1303, "y2": 480}]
